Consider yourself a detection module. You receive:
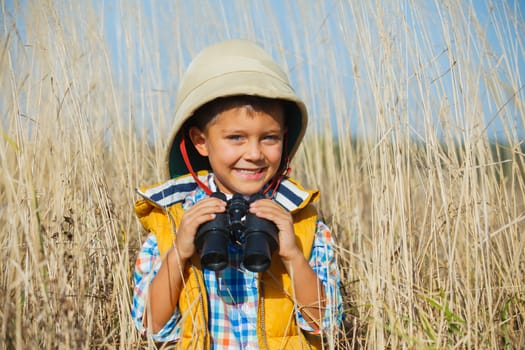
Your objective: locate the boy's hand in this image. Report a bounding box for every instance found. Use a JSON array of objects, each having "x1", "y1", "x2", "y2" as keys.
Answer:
[
  {"x1": 175, "y1": 197, "x2": 227, "y2": 260},
  {"x1": 249, "y1": 199, "x2": 301, "y2": 262}
]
